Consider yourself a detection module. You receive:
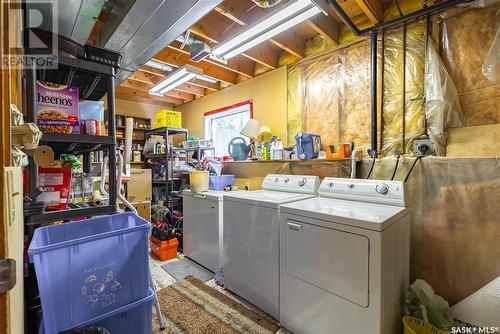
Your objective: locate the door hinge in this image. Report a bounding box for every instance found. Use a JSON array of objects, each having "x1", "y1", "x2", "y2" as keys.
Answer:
[{"x1": 0, "y1": 259, "x2": 16, "y2": 293}]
